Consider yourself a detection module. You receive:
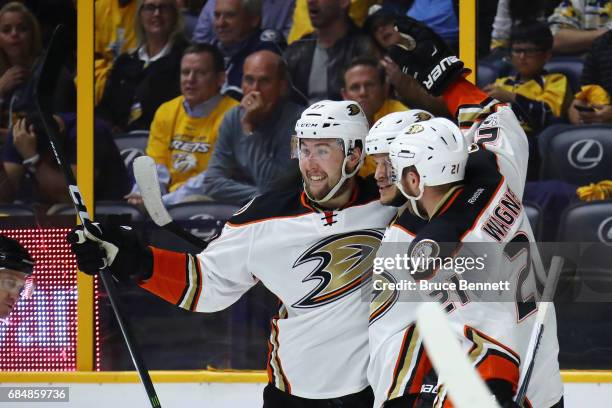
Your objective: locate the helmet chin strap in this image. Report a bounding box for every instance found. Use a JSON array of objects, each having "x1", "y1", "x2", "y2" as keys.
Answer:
[
  {"x1": 396, "y1": 179, "x2": 427, "y2": 220},
  {"x1": 304, "y1": 156, "x2": 362, "y2": 204}
]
